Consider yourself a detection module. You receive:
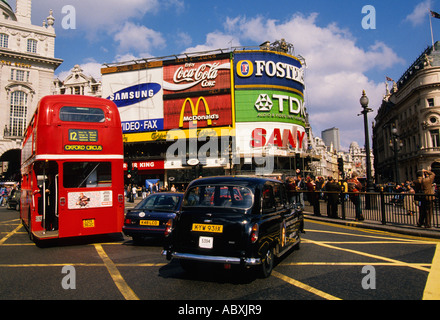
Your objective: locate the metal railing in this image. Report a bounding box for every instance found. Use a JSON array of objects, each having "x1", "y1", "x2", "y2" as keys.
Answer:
[{"x1": 293, "y1": 190, "x2": 440, "y2": 229}]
